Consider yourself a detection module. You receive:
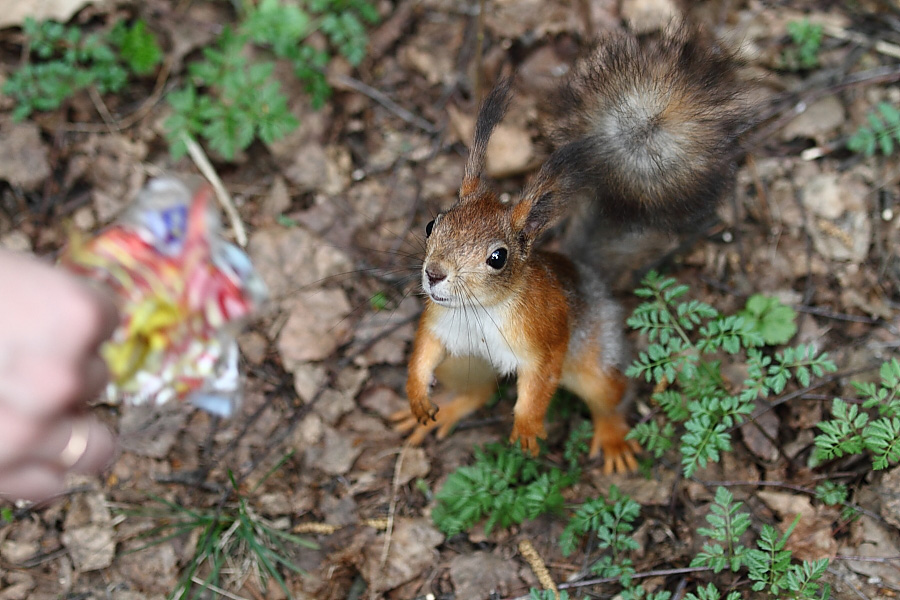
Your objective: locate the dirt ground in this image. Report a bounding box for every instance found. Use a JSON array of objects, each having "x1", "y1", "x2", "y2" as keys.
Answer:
[{"x1": 1, "y1": 0, "x2": 899, "y2": 599}]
